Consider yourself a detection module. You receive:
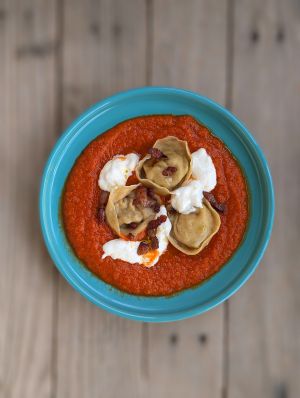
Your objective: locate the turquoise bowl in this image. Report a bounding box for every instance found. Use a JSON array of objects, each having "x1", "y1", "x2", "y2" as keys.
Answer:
[{"x1": 40, "y1": 87, "x2": 274, "y2": 322}]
